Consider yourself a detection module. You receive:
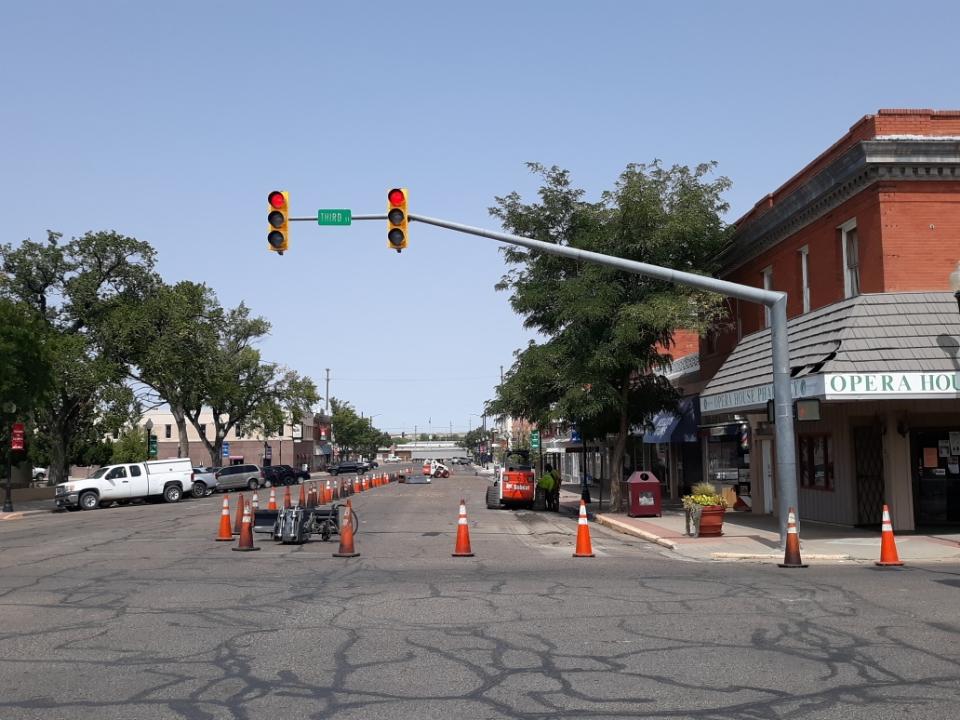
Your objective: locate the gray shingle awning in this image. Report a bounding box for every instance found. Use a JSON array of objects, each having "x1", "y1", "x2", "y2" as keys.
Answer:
[{"x1": 700, "y1": 292, "x2": 960, "y2": 412}]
